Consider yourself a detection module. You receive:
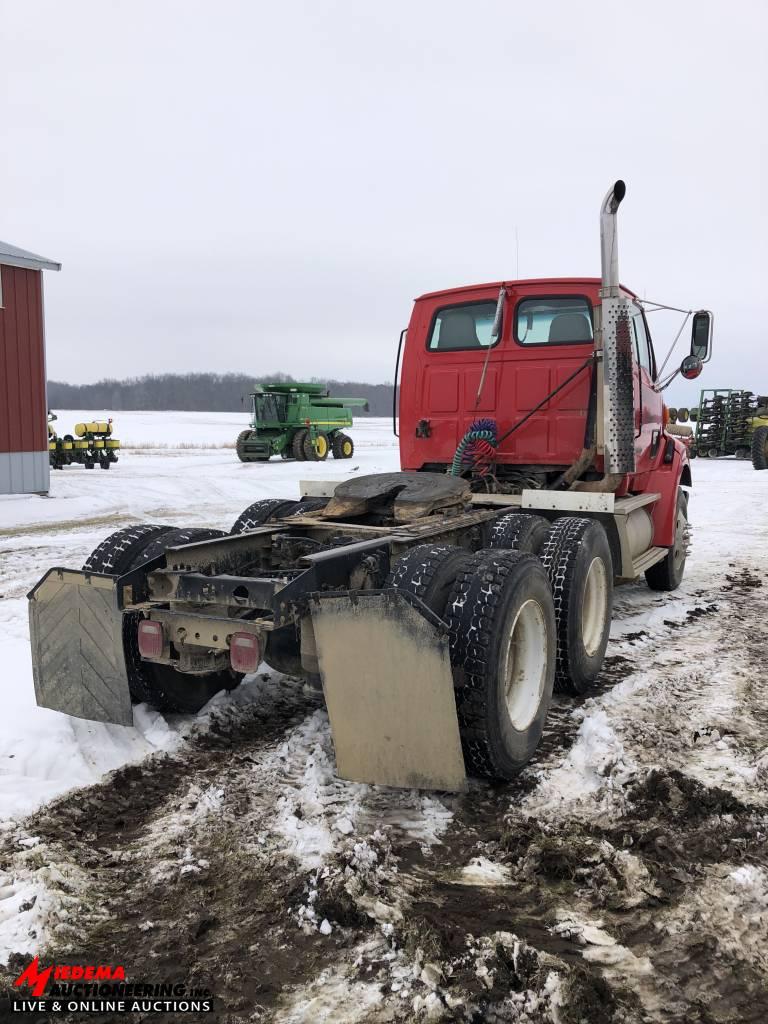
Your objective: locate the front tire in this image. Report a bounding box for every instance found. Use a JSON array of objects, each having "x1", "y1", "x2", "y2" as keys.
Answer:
[
  {"x1": 303, "y1": 431, "x2": 329, "y2": 461},
  {"x1": 540, "y1": 518, "x2": 613, "y2": 695},
  {"x1": 236, "y1": 429, "x2": 253, "y2": 462},
  {"x1": 645, "y1": 490, "x2": 689, "y2": 592},
  {"x1": 751, "y1": 426, "x2": 768, "y2": 470},
  {"x1": 445, "y1": 551, "x2": 556, "y2": 780}
]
